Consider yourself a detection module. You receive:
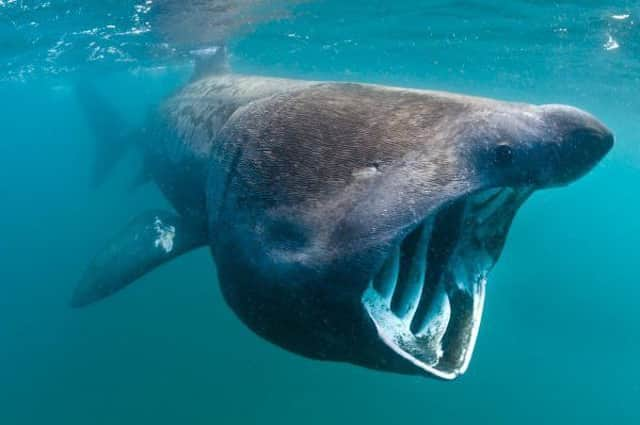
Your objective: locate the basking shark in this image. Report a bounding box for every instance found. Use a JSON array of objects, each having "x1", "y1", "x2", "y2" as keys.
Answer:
[{"x1": 73, "y1": 48, "x2": 613, "y2": 379}]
